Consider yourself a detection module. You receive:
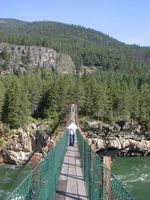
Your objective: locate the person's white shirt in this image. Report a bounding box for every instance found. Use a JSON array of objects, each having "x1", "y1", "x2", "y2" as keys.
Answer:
[{"x1": 68, "y1": 122, "x2": 78, "y2": 134}]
